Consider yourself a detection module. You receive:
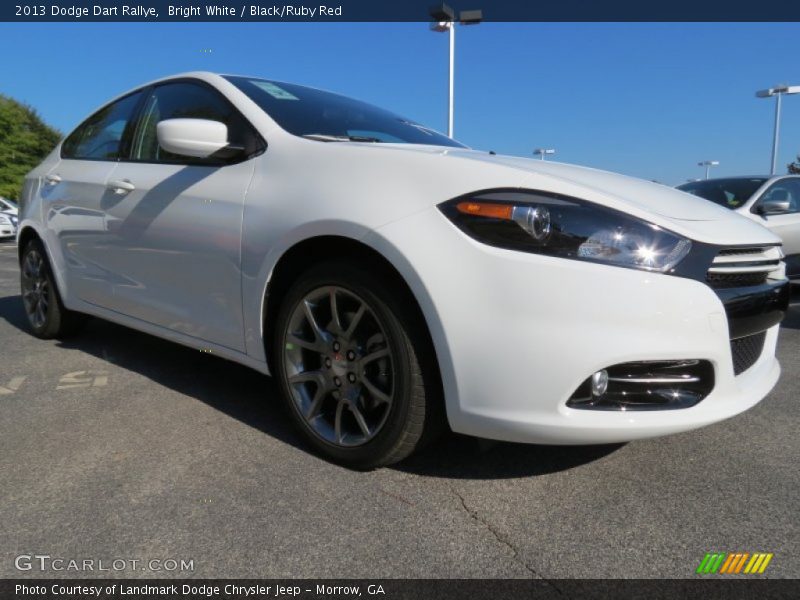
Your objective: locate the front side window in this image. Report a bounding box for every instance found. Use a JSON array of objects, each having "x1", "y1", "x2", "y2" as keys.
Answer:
[
  {"x1": 758, "y1": 179, "x2": 800, "y2": 214},
  {"x1": 224, "y1": 75, "x2": 465, "y2": 148},
  {"x1": 677, "y1": 178, "x2": 768, "y2": 209},
  {"x1": 62, "y1": 92, "x2": 143, "y2": 160},
  {"x1": 130, "y1": 82, "x2": 260, "y2": 164}
]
